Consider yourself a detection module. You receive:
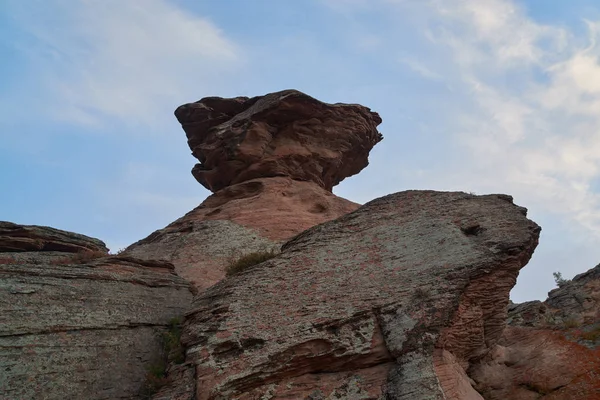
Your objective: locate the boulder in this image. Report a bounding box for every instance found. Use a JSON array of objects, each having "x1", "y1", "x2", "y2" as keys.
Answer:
[
  {"x1": 175, "y1": 89, "x2": 383, "y2": 192},
  {"x1": 153, "y1": 190, "x2": 540, "y2": 399},
  {"x1": 470, "y1": 264, "x2": 600, "y2": 399},
  {"x1": 0, "y1": 223, "x2": 193, "y2": 400}
]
